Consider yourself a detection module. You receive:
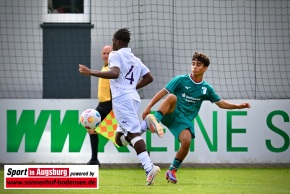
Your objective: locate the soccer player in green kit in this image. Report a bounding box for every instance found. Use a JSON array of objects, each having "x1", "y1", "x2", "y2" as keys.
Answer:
[{"x1": 142, "y1": 51, "x2": 251, "y2": 184}]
